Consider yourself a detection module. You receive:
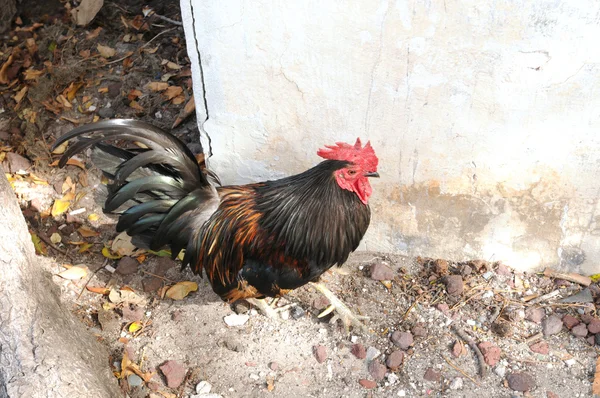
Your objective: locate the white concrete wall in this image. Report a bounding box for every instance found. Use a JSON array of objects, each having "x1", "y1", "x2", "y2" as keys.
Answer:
[{"x1": 181, "y1": 0, "x2": 600, "y2": 275}]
